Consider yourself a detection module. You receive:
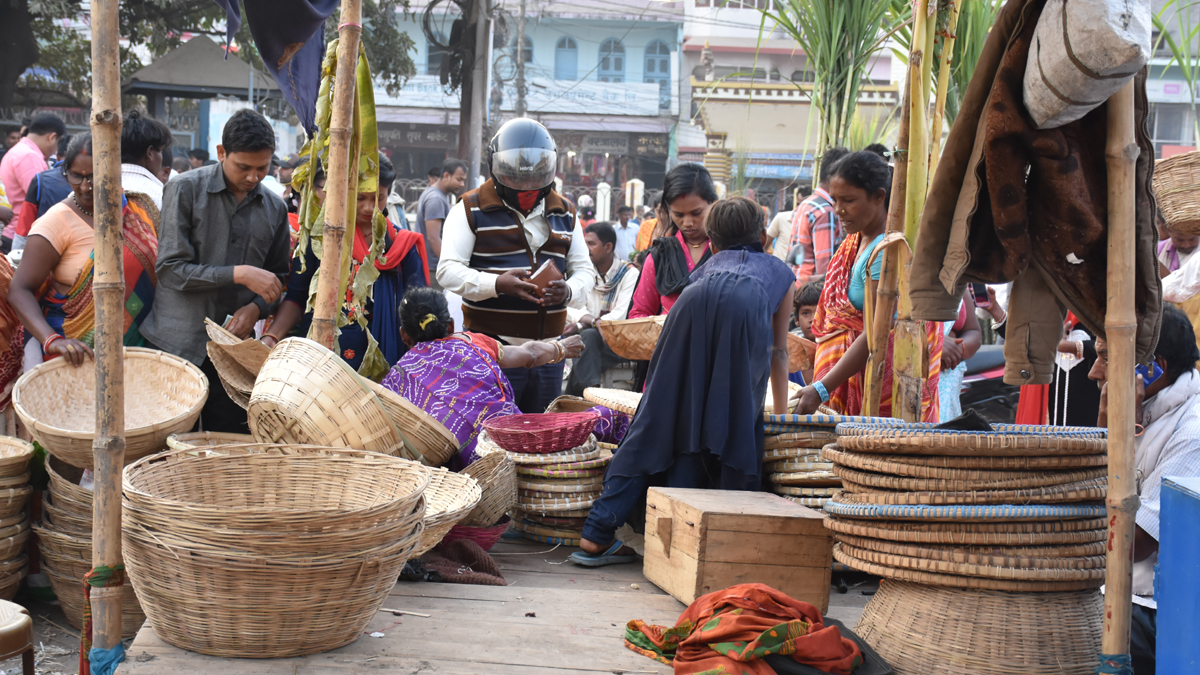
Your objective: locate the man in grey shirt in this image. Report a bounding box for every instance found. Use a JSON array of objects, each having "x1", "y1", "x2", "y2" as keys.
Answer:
[
  {"x1": 140, "y1": 109, "x2": 290, "y2": 433},
  {"x1": 415, "y1": 158, "x2": 467, "y2": 289}
]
